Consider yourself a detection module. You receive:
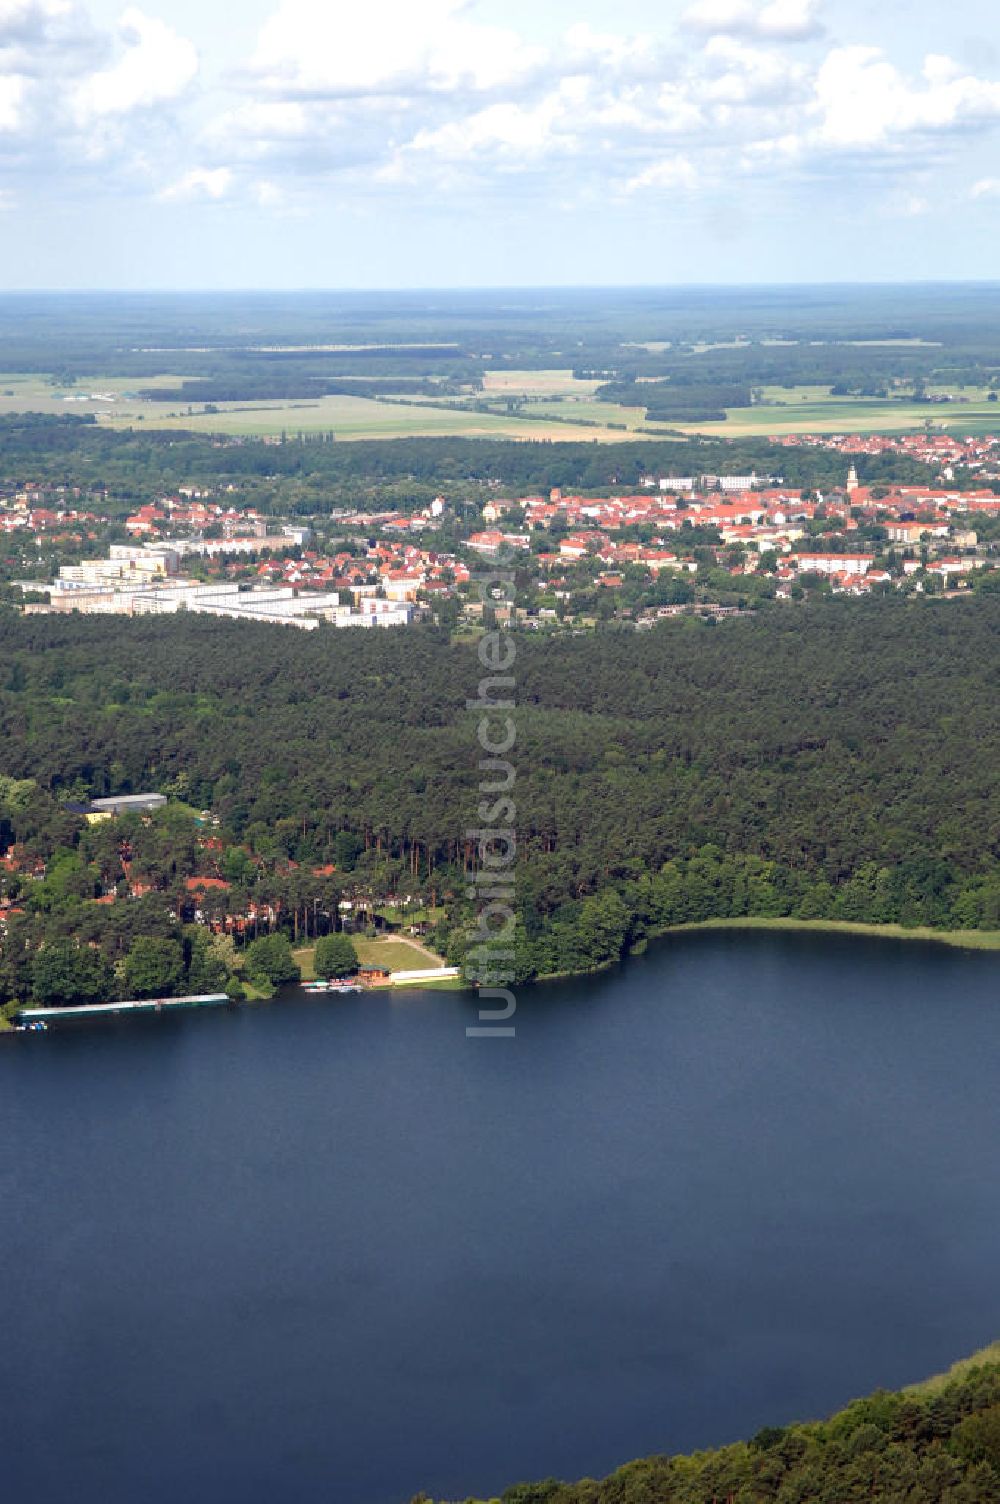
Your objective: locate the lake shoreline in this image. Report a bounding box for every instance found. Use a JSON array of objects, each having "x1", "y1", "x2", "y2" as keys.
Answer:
[
  {"x1": 533, "y1": 914, "x2": 1000, "y2": 983},
  {"x1": 4, "y1": 917, "x2": 995, "y2": 1030},
  {"x1": 652, "y1": 916, "x2": 1000, "y2": 951}
]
